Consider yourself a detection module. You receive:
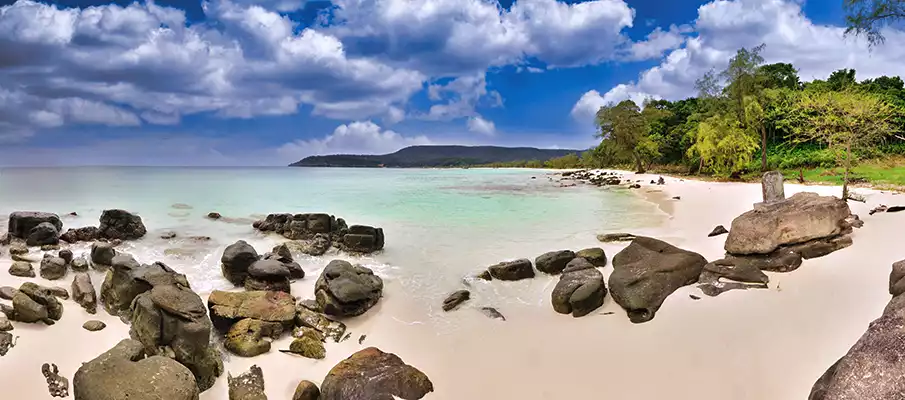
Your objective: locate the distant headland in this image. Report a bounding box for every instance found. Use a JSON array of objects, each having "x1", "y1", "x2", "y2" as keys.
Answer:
[{"x1": 288, "y1": 145, "x2": 584, "y2": 168}]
